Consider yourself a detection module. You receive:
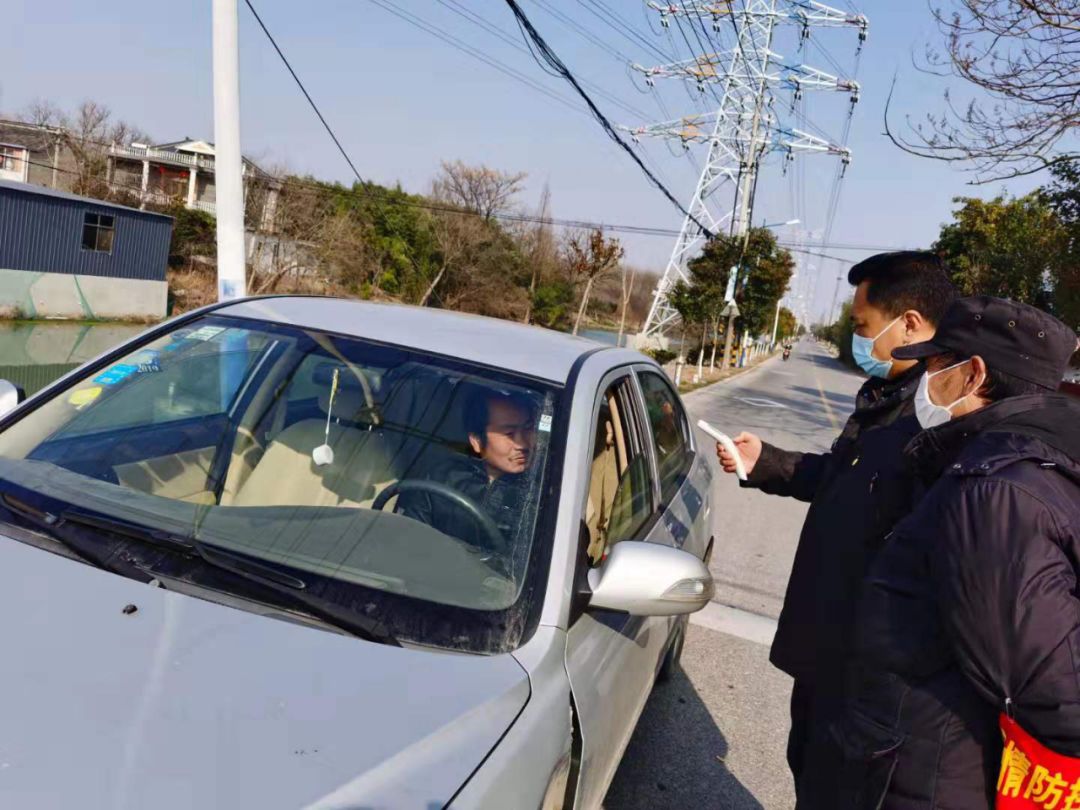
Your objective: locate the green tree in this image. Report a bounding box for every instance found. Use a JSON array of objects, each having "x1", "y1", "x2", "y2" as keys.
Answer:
[
  {"x1": 530, "y1": 280, "x2": 576, "y2": 330},
  {"x1": 820, "y1": 301, "x2": 856, "y2": 368},
  {"x1": 686, "y1": 227, "x2": 795, "y2": 337},
  {"x1": 1039, "y1": 161, "x2": 1080, "y2": 331},
  {"x1": 777, "y1": 307, "x2": 797, "y2": 342},
  {"x1": 667, "y1": 280, "x2": 709, "y2": 361},
  {"x1": 933, "y1": 194, "x2": 1065, "y2": 311},
  {"x1": 163, "y1": 206, "x2": 216, "y2": 268}
]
